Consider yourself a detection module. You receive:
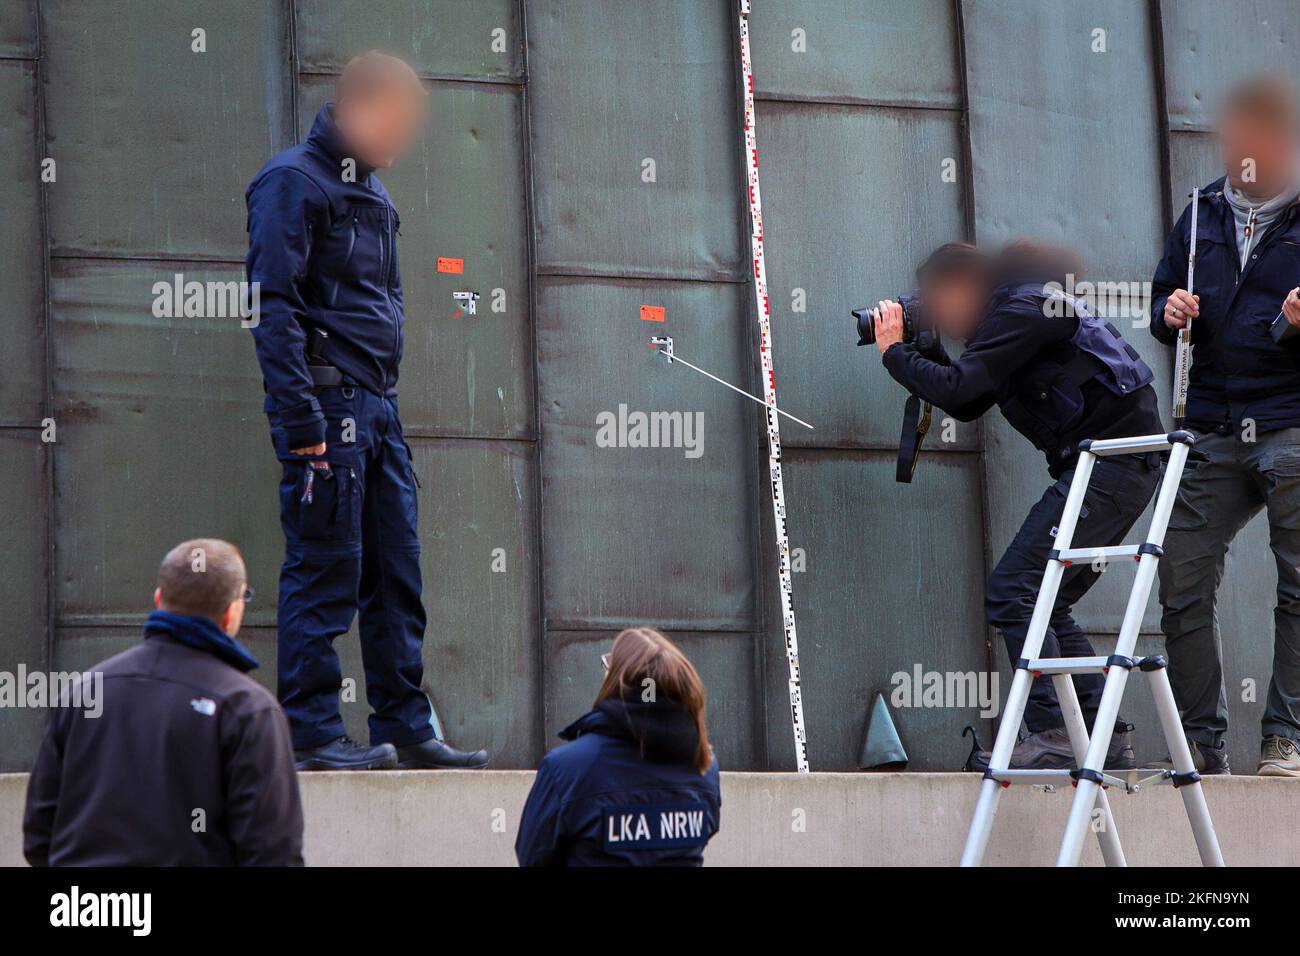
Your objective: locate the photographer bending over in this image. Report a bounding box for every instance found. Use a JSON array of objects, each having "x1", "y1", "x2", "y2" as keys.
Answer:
[{"x1": 875, "y1": 241, "x2": 1162, "y2": 770}]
